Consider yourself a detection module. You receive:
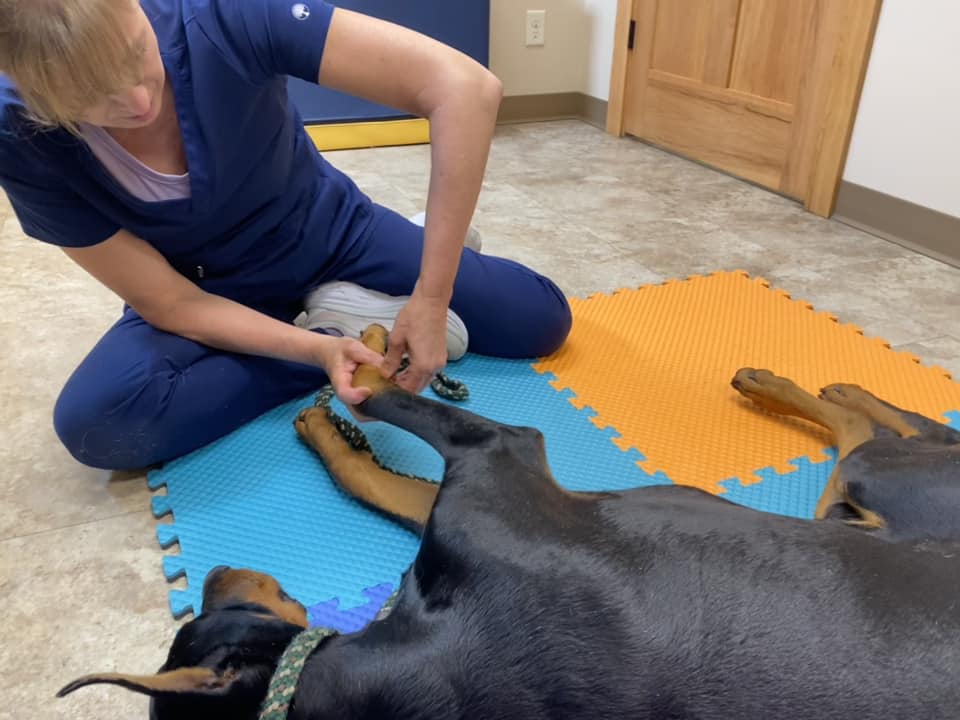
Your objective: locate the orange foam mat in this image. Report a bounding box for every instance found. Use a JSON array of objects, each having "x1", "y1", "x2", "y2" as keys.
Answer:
[{"x1": 534, "y1": 271, "x2": 960, "y2": 494}]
